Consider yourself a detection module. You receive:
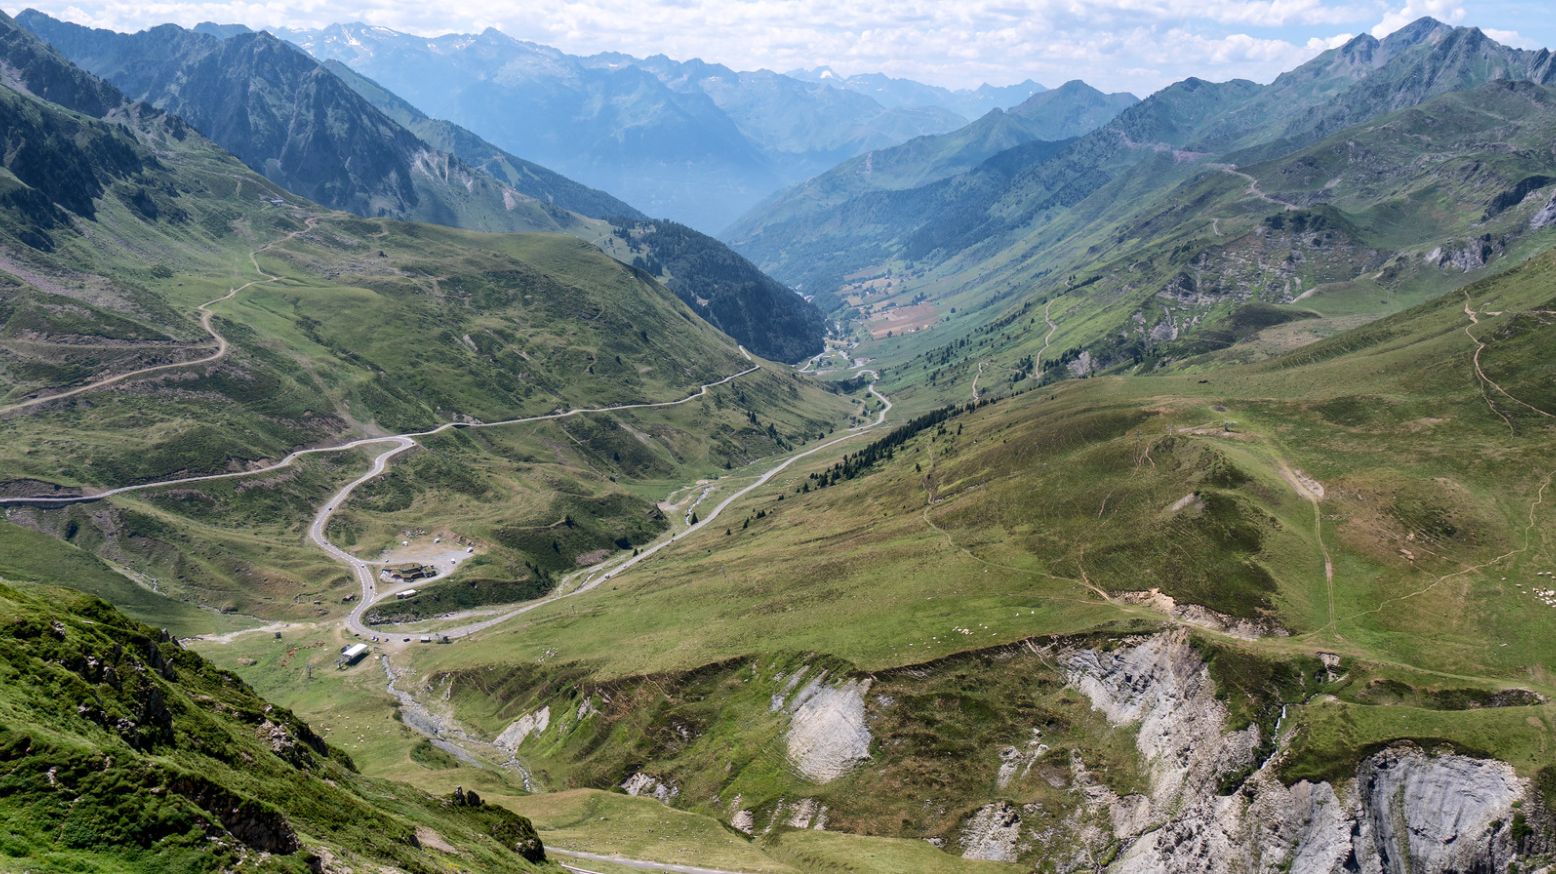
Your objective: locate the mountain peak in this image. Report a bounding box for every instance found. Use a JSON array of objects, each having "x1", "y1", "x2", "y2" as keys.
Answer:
[
  {"x1": 192, "y1": 21, "x2": 252, "y2": 40},
  {"x1": 1379, "y1": 16, "x2": 1452, "y2": 51}
]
